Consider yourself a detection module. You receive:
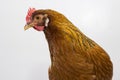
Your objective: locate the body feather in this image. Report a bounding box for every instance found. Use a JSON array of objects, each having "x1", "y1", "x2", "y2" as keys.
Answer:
[{"x1": 32, "y1": 9, "x2": 113, "y2": 80}]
